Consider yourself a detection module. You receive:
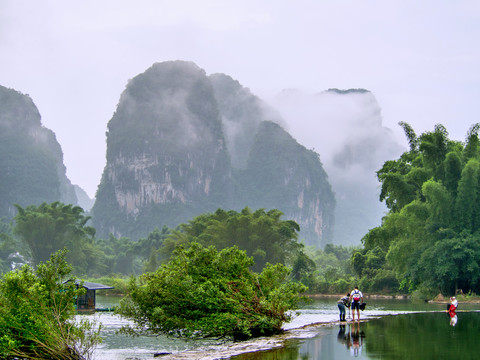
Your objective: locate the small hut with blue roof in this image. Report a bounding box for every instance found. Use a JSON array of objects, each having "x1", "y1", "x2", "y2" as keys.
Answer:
[{"x1": 66, "y1": 280, "x2": 114, "y2": 311}]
